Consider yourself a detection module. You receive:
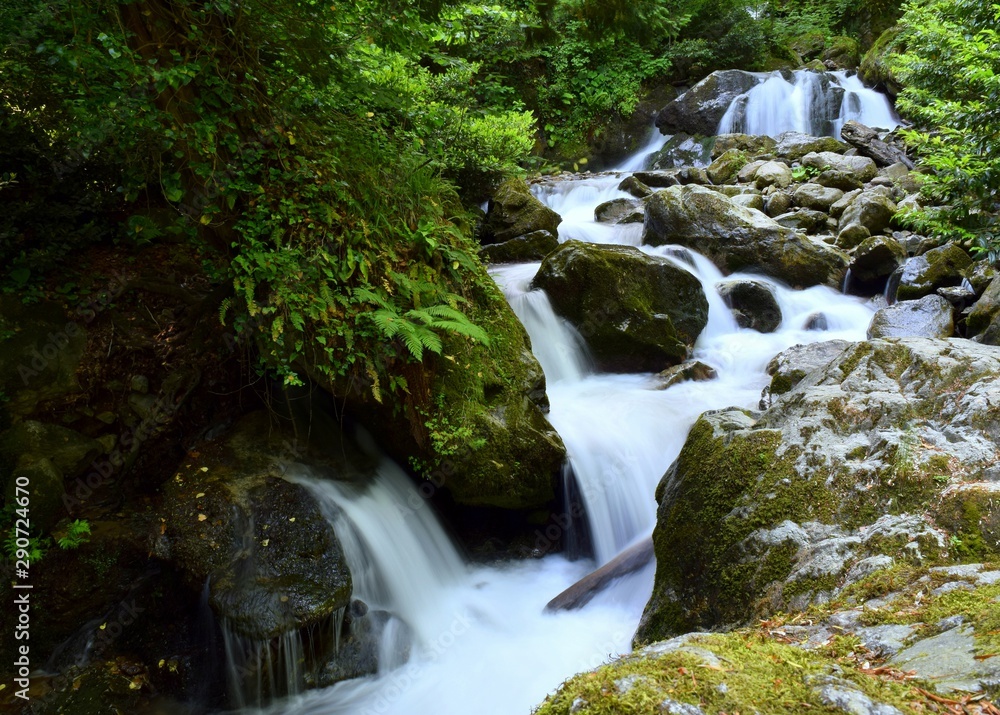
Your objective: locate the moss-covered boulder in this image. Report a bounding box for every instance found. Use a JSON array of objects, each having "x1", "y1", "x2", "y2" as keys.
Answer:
[
  {"x1": 480, "y1": 179, "x2": 561, "y2": 245},
  {"x1": 894, "y1": 243, "x2": 973, "y2": 302},
  {"x1": 822, "y1": 35, "x2": 861, "y2": 69},
  {"x1": 156, "y1": 412, "x2": 354, "y2": 640},
  {"x1": 802, "y1": 151, "x2": 878, "y2": 182},
  {"x1": 478, "y1": 230, "x2": 558, "y2": 264},
  {"x1": 706, "y1": 149, "x2": 748, "y2": 185},
  {"x1": 655, "y1": 71, "x2": 762, "y2": 136},
  {"x1": 638, "y1": 338, "x2": 1000, "y2": 644},
  {"x1": 531, "y1": 241, "x2": 708, "y2": 373},
  {"x1": 837, "y1": 189, "x2": 898, "y2": 248},
  {"x1": 754, "y1": 160, "x2": 793, "y2": 189},
  {"x1": 860, "y1": 25, "x2": 905, "y2": 97},
  {"x1": 642, "y1": 185, "x2": 849, "y2": 288},
  {"x1": 816, "y1": 169, "x2": 865, "y2": 192},
  {"x1": 594, "y1": 198, "x2": 643, "y2": 224},
  {"x1": 712, "y1": 133, "x2": 776, "y2": 160}
]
